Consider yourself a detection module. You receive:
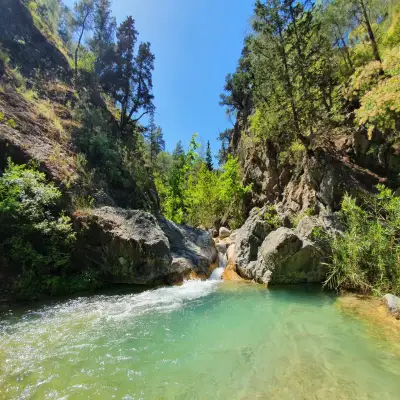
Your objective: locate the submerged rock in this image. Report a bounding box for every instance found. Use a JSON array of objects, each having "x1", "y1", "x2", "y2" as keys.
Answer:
[
  {"x1": 383, "y1": 294, "x2": 400, "y2": 316},
  {"x1": 74, "y1": 207, "x2": 218, "y2": 286},
  {"x1": 222, "y1": 262, "x2": 245, "y2": 282}
]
